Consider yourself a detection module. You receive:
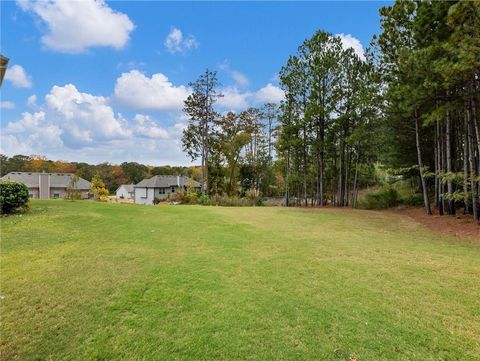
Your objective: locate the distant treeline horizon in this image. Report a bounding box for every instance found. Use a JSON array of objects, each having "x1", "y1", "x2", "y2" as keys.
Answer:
[{"x1": 1, "y1": 154, "x2": 202, "y2": 192}]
